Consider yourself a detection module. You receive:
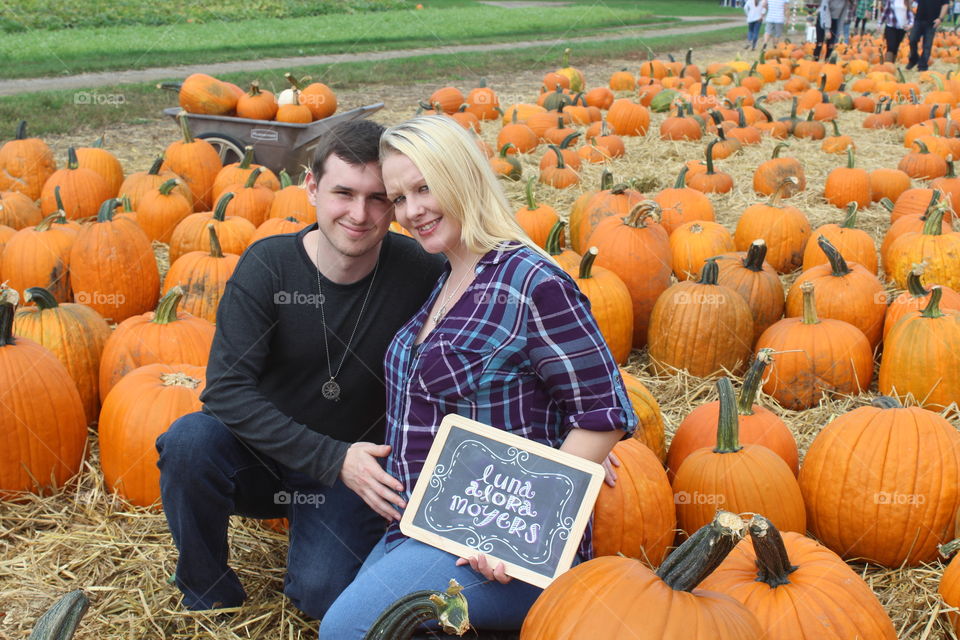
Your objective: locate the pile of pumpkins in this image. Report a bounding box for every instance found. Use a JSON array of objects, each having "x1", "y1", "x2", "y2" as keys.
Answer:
[
  {"x1": 3, "y1": 35, "x2": 960, "y2": 639},
  {"x1": 173, "y1": 71, "x2": 337, "y2": 123}
]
